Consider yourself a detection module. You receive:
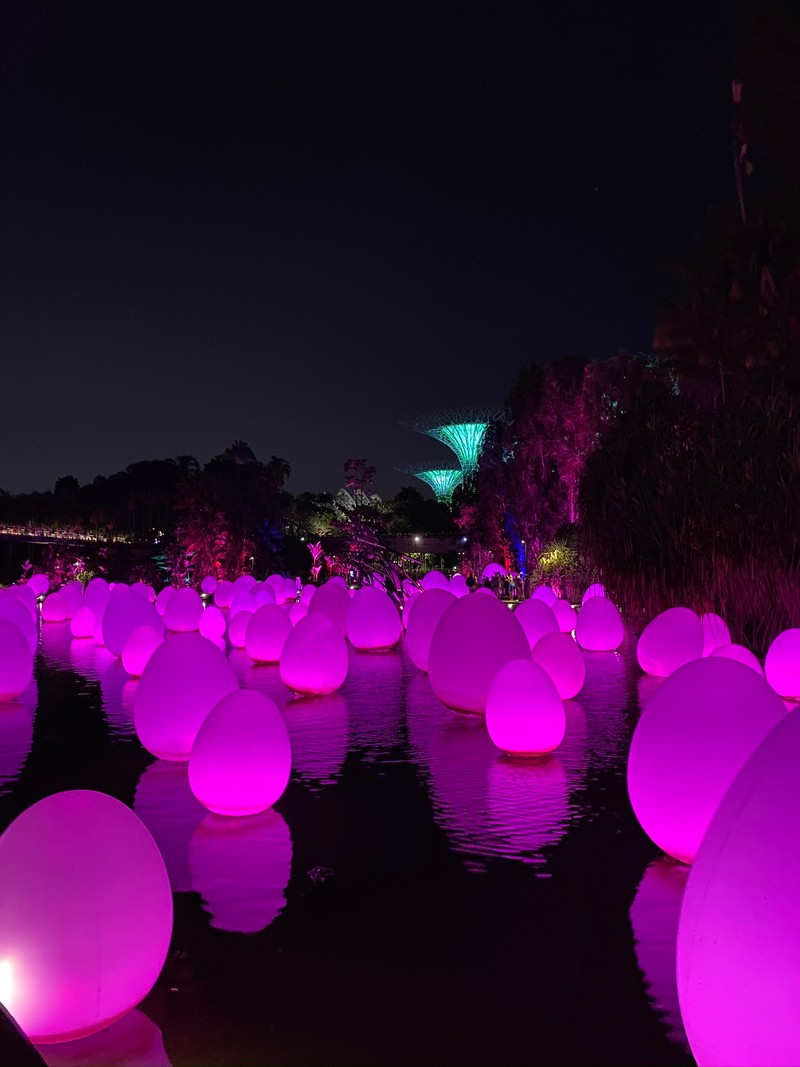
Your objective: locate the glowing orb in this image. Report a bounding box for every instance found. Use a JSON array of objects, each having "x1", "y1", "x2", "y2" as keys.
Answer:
[
  {"x1": 637, "y1": 607, "x2": 703, "y2": 677},
  {"x1": 574, "y1": 596, "x2": 624, "y2": 651},
  {"x1": 189, "y1": 690, "x2": 291, "y2": 815},
  {"x1": 307, "y1": 579, "x2": 350, "y2": 635},
  {"x1": 486, "y1": 659, "x2": 565, "y2": 754},
  {"x1": 0, "y1": 622, "x2": 33, "y2": 700},
  {"x1": 59, "y1": 582, "x2": 84, "y2": 619},
  {"x1": 0, "y1": 790, "x2": 172, "y2": 1044},
  {"x1": 227, "y1": 610, "x2": 253, "y2": 649},
  {"x1": 70, "y1": 606, "x2": 96, "y2": 639},
  {"x1": 230, "y1": 591, "x2": 257, "y2": 618},
  {"x1": 481, "y1": 563, "x2": 507, "y2": 579},
  {"x1": 405, "y1": 588, "x2": 456, "y2": 671},
  {"x1": 6, "y1": 584, "x2": 38, "y2": 621},
  {"x1": 154, "y1": 586, "x2": 175, "y2": 617},
  {"x1": 531, "y1": 631, "x2": 586, "y2": 699},
  {"x1": 428, "y1": 593, "x2": 530, "y2": 714},
  {"x1": 532, "y1": 585, "x2": 558, "y2": 606},
  {"x1": 421, "y1": 570, "x2": 449, "y2": 591},
  {"x1": 163, "y1": 588, "x2": 203, "y2": 633},
  {"x1": 0, "y1": 594, "x2": 38, "y2": 655},
  {"x1": 279, "y1": 613, "x2": 348, "y2": 695},
  {"x1": 552, "y1": 598, "x2": 577, "y2": 632},
  {"x1": 299, "y1": 584, "x2": 316, "y2": 605},
  {"x1": 83, "y1": 578, "x2": 110, "y2": 615},
  {"x1": 41, "y1": 592, "x2": 69, "y2": 624},
  {"x1": 449, "y1": 574, "x2": 469, "y2": 598},
  {"x1": 245, "y1": 604, "x2": 292, "y2": 663},
  {"x1": 709, "y1": 642, "x2": 763, "y2": 675},
  {"x1": 288, "y1": 602, "x2": 307, "y2": 626},
  {"x1": 129, "y1": 583, "x2": 154, "y2": 603},
  {"x1": 121, "y1": 626, "x2": 164, "y2": 678},
  {"x1": 513, "y1": 599, "x2": 559, "y2": 650},
  {"x1": 677, "y1": 708, "x2": 800, "y2": 1066},
  {"x1": 765, "y1": 628, "x2": 800, "y2": 700},
  {"x1": 700, "y1": 613, "x2": 731, "y2": 656},
  {"x1": 198, "y1": 605, "x2": 226, "y2": 641},
  {"x1": 282, "y1": 577, "x2": 298, "y2": 601},
  {"x1": 265, "y1": 574, "x2": 286, "y2": 605},
  {"x1": 346, "y1": 587, "x2": 402, "y2": 651},
  {"x1": 26, "y1": 574, "x2": 49, "y2": 597},
  {"x1": 213, "y1": 581, "x2": 234, "y2": 609},
  {"x1": 582, "y1": 583, "x2": 605, "y2": 603},
  {"x1": 200, "y1": 576, "x2": 217, "y2": 595},
  {"x1": 627, "y1": 657, "x2": 785, "y2": 863},
  {"x1": 102, "y1": 587, "x2": 162, "y2": 659},
  {"x1": 232, "y1": 575, "x2": 257, "y2": 594},
  {"x1": 134, "y1": 634, "x2": 239, "y2": 760},
  {"x1": 253, "y1": 584, "x2": 276, "y2": 608}
]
